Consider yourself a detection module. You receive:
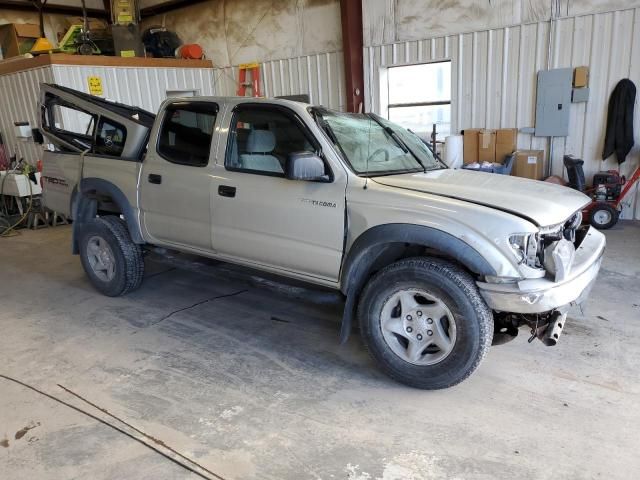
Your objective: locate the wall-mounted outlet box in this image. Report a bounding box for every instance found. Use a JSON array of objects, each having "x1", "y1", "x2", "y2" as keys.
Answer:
[
  {"x1": 14, "y1": 121, "x2": 31, "y2": 138},
  {"x1": 572, "y1": 87, "x2": 590, "y2": 103}
]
